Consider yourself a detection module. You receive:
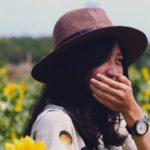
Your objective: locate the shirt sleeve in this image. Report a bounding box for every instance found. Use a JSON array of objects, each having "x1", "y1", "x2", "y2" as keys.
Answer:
[
  {"x1": 122, "y1": 134, "x2": 137, "y2": 150},
  {"x1": 119, "y1": 118, "x2": 137, "y2": 150},
  {"x1": 31, "y1": 109, "x2": 84, "y2": 150}
]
